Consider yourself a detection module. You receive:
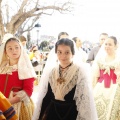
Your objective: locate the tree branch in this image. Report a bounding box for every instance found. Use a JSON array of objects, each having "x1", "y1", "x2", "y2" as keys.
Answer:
[
  {"x1": 1, "y1": 0, "x2": 73, "y2": 35},
  {"x1": 0, "y1": 0, "x2": 5, "y2": 37}
]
